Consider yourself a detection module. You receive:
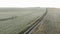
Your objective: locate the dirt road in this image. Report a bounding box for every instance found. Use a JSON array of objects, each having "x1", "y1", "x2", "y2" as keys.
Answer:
[{"x1": 32, "y1": 8, "x2": 60, "y2": 34}]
